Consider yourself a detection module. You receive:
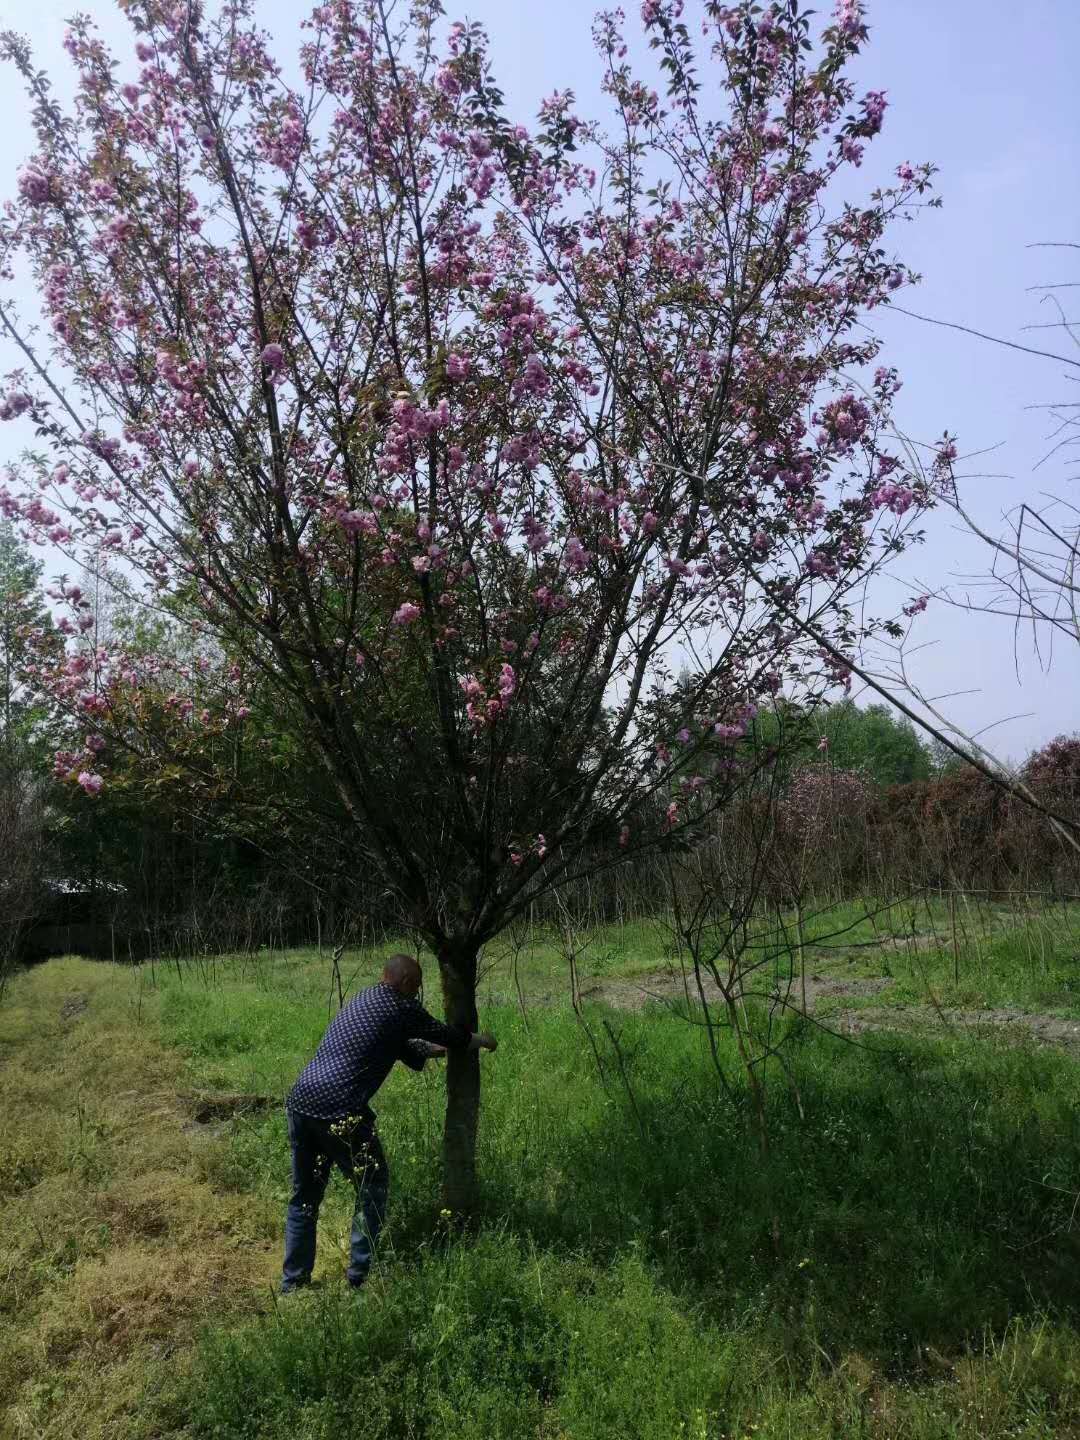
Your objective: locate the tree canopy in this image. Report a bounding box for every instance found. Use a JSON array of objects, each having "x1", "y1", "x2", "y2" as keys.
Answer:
[{"x1": 0, "y1": 0, "x2": 946, "y2": 1197}]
